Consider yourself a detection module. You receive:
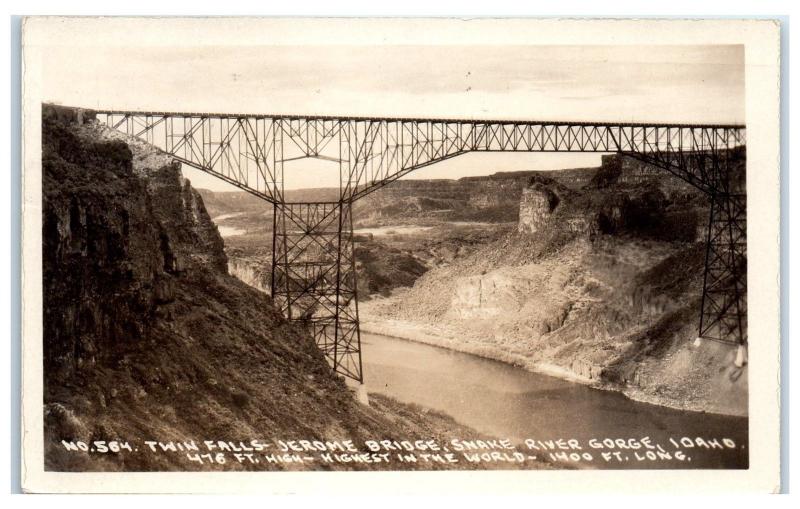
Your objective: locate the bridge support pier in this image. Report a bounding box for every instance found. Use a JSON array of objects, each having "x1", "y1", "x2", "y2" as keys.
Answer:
[
  {"x1": 271, "y1": 201, "x2": 363, "y2": 382},
  {"x1": 697, "y1": 192, "x2": 747, "y2": 350}
]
